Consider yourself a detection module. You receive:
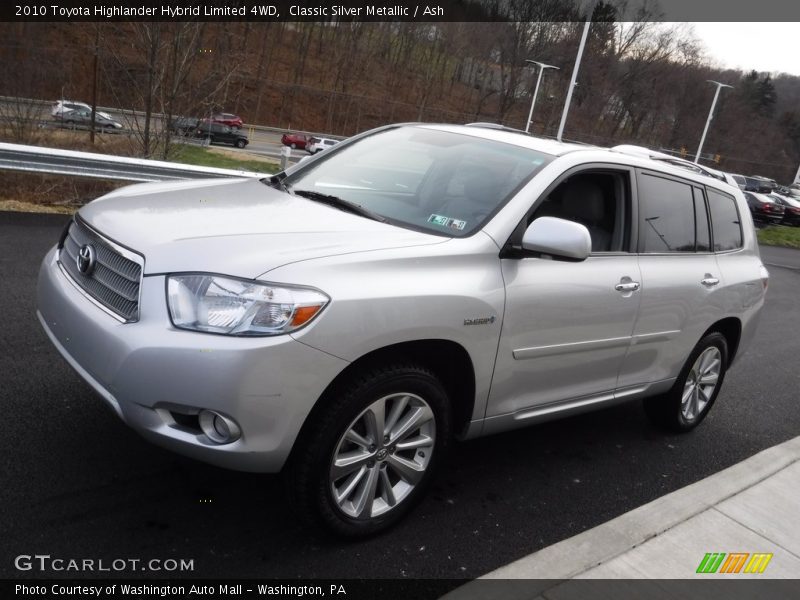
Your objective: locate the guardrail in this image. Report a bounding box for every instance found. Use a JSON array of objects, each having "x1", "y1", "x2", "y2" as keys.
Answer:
[{"x1": 0, "y1": 142, "x2": 271, "y2": 182}]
